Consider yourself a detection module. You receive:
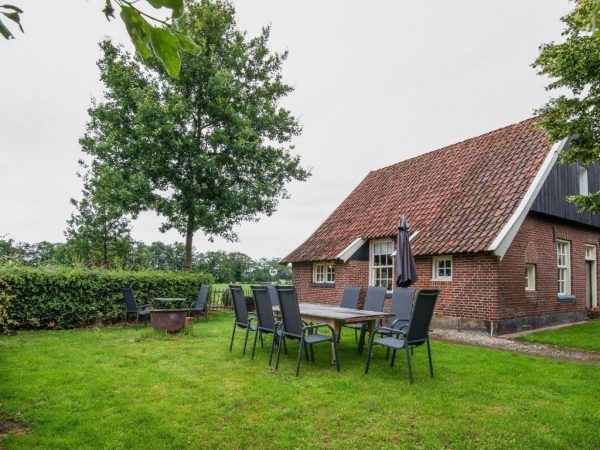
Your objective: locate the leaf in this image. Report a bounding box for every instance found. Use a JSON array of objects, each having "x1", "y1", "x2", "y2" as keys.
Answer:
[
  {"x1": 0, "y1": 4, "x2": 23, "y2": 13},
  {"x1": 102, "y1": 0, "x2": 115, "y2": 21},
  {"x1": 146, "y1": 0, "x2": 184, "y2": 18},
  {"x1": 149, "y1": 26, "x2": 181, "y2": 78},
  {"x1": 176, "y1": 32, "x2": 200, "y2": 55},
  {"x1": 0, "y1": 18, "x2": 13, "y2": 39},
  {"x1": 120, "y1": 6, "x2": 152, "y2": 60},
  {"x1": 2, "y1": 11, "x2": 22, "y2": 32}
]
